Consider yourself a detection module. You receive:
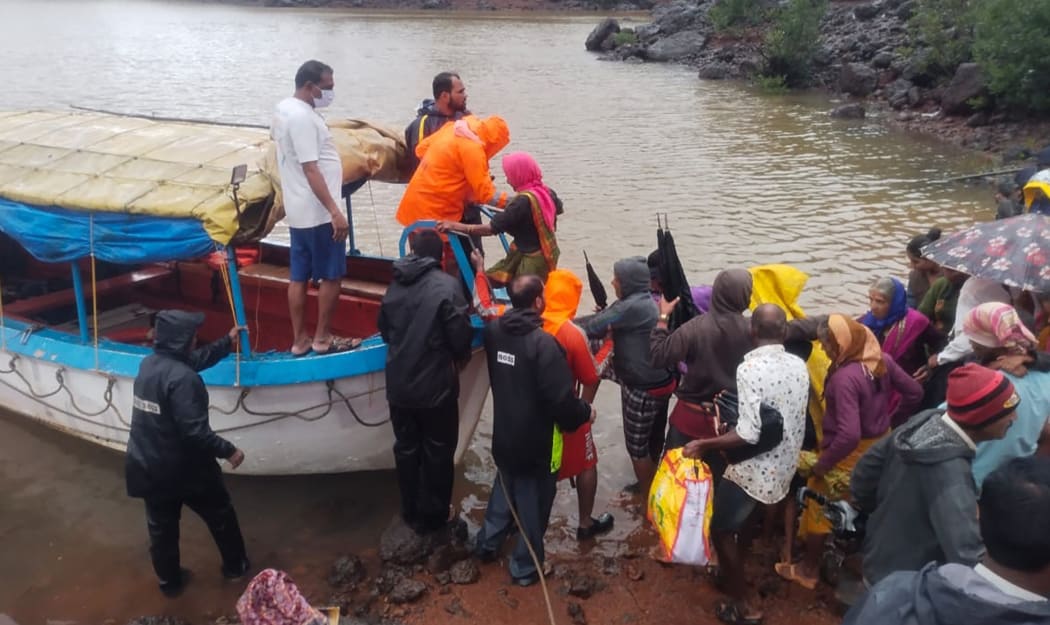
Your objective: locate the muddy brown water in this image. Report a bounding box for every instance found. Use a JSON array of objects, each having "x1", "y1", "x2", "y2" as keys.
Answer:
[{"x1": 0, "y1": 1, "x2": 993, "y2": 622}]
